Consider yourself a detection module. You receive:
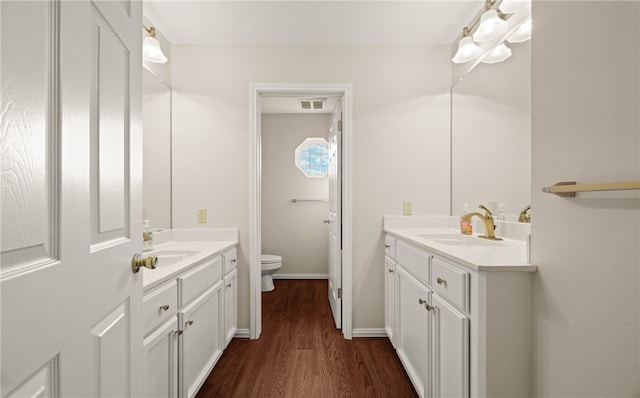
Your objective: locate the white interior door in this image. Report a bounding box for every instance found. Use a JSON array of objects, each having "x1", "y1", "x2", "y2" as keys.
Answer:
[
  {"x1": 328, "y1": 100, "x2": 342, "y2": 329},
  {"x1": 1, "y1": 1, "x2": 144, "y2": 396}
]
